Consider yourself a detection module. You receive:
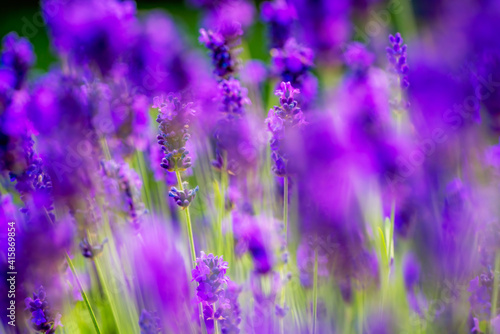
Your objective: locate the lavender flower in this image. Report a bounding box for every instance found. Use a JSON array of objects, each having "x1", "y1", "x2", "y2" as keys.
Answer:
[
  {"x1": 1, "y1": 32, "x2": 35, "y2": 89},
  {"x1": 192, "y1": 251, "x2": 229, "y2": 304},
  {"x1": 8, "y1": 135, "x2": 54, "y2": 220},
  {"x1": 271, "y1": 38, "x2": 314, "y2": 88},
  {"x1": 387, "y1": 33, "x2": 409, "y2": 89},
  {"x1": 200, "y1": 29, "x2": 240, "y2": 79},
  {"x1": 217, "y1": 281, "x2": 242, "y2": 334},
  {"x1": 266, "y1": 81, "x2": 305, "y2": 177},
  {"x1": 101, "y1": 160, "x2": 146, "y2": 228},
  {"x1": 469, "y1": 269, "x2": 498, "y2": 321},
  {"x1": 42, "y1": 0, "x2": 138, "y2": 76},
  {"x1": 232, "y1": 211, "x2": 275, "y2": 274},
  {"x1": 217, "y1": 77, "x2": 251, "y2": 115},
  {"x1": 153, "y1": 94, "x2": 194, "y2": 172},
  {"x1": 139, "y1": 310, "x2": 161, "y2": 334},
  {"x1": 169, "y1": 182, "x2": 199, "y2": 208},
  {"x1": 25, "y1": 286, "x2": 62, "y2": 334},
  {"x1": 79, "y1": 238, "x2": 108, "y2": 258},
  {"x1": 289, "y1": 0, "x2": 350, "y2": 61},
  {"x1": 261, "y1": 1, "x2": 297, "y2": 49}
]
